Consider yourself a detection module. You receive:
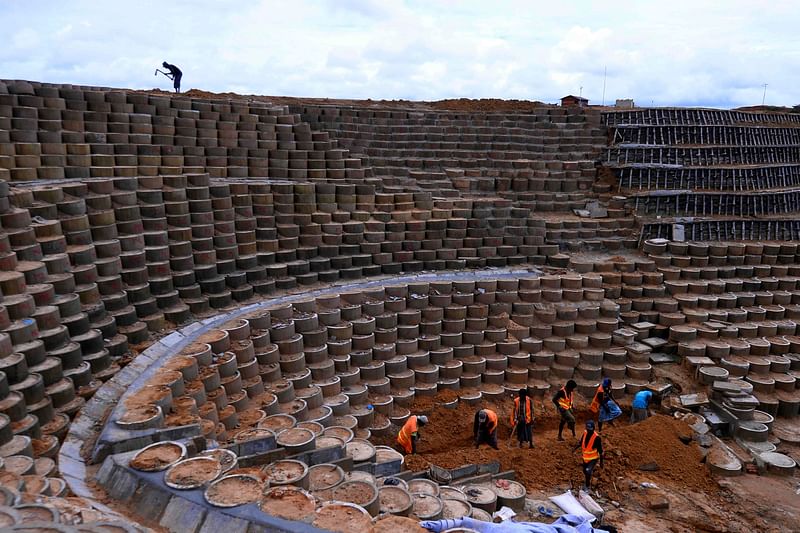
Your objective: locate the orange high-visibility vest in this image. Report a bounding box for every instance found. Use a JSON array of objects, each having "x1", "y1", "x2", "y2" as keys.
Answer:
[
  {"x1": 397, "y1": 415, "x2": 419, "y2": 454},
  {"x1": 511, "y1": 397, "x2": 533, "y2": 425},
  {"x1": 482, "y1": 409, "x2": 498, "y2": 433},
  {"x1": 590, "y1": 385, "x2": 604, "y2": 414},
  {"x1": 582, "y1": 431, "x2": 600, "y2": 463},
  {"x1": 558, "y1": 387, "x2": 573, "y2": 410}
]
